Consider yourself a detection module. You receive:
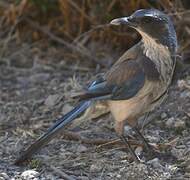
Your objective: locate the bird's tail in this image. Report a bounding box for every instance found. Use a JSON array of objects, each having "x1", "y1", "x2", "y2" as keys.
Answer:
[{"x1": 14, "y1": 100, "x2": 92, "y2": 165}]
